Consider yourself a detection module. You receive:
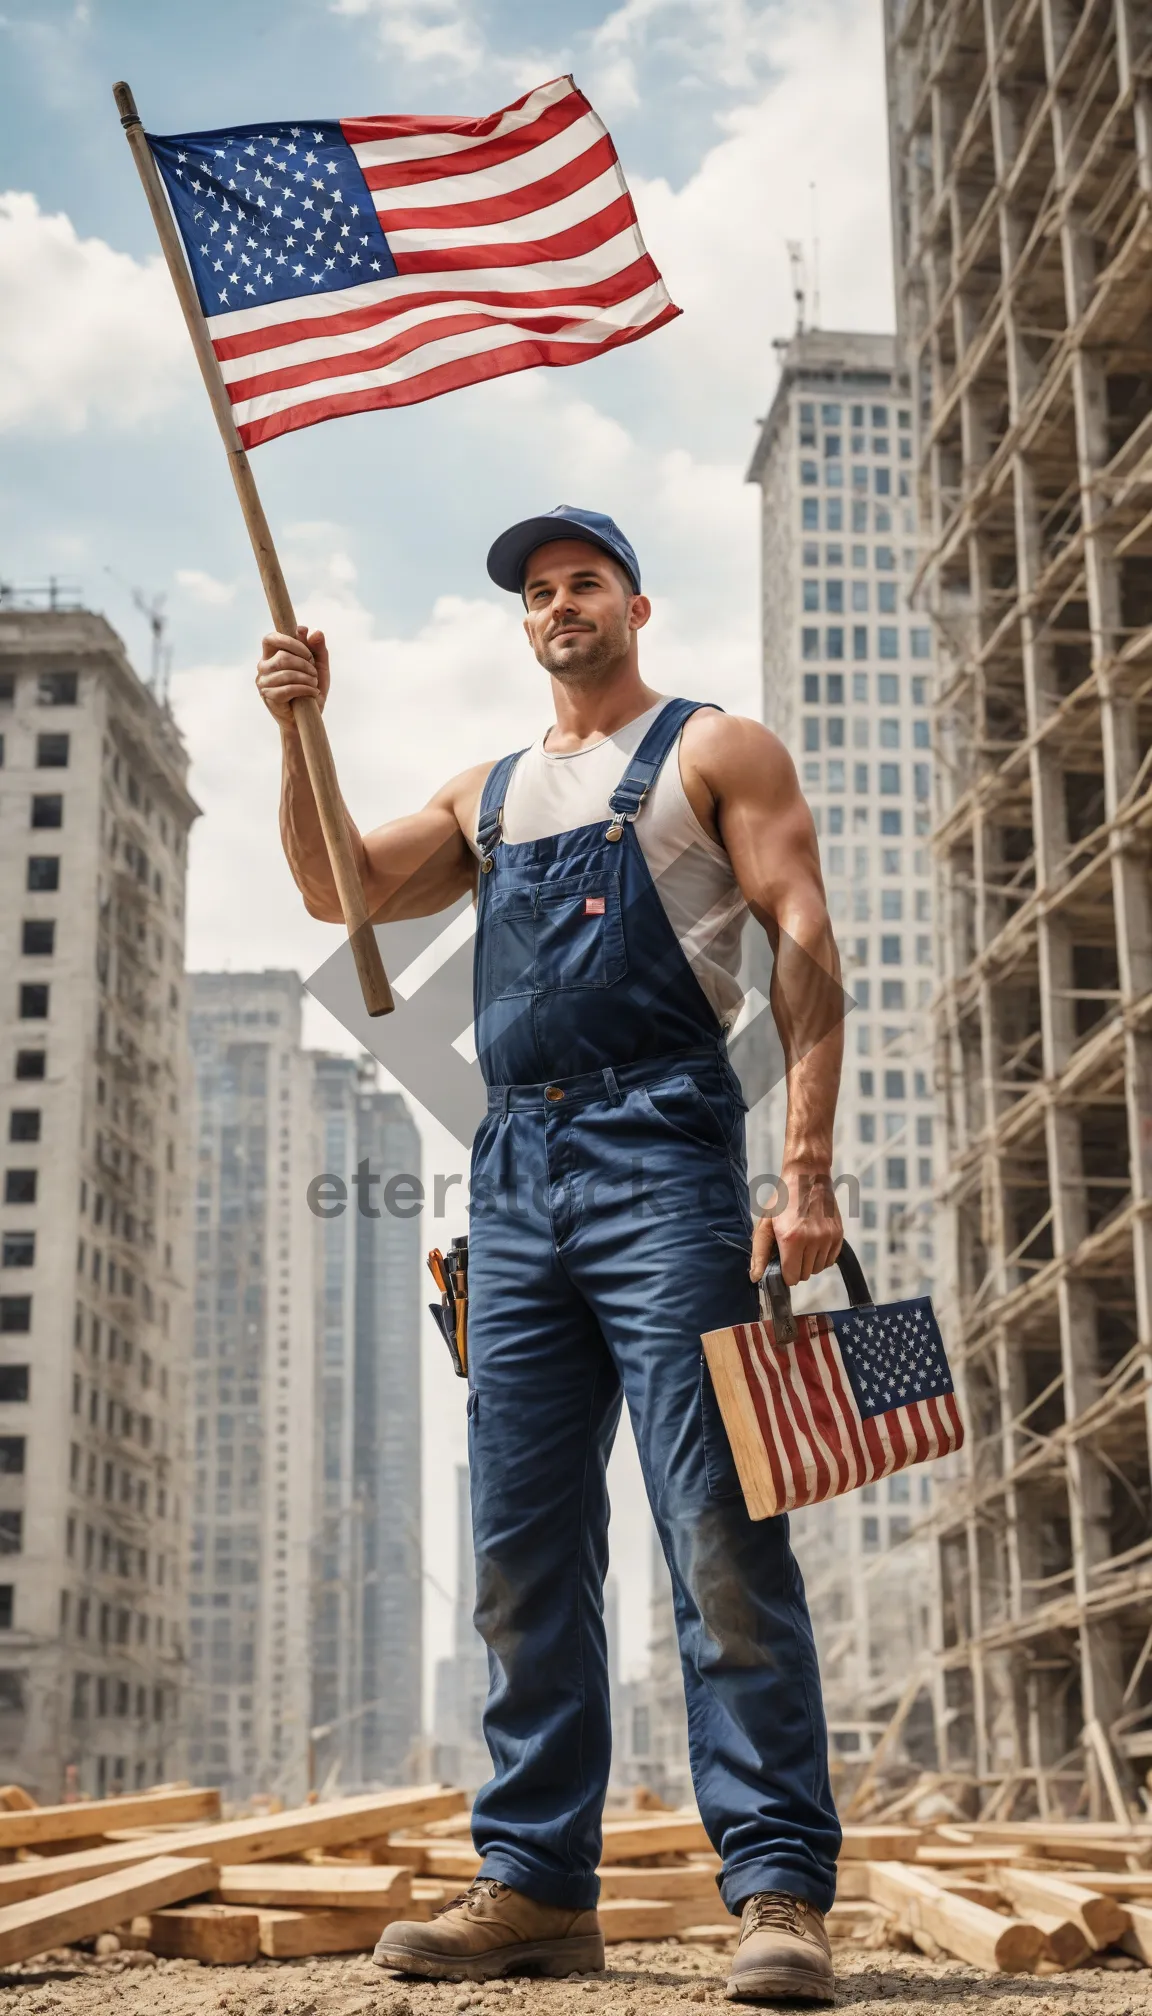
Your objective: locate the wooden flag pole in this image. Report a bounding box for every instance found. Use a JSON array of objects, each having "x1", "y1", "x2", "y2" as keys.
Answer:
[{"x1": 112, "y1": 81, "x2": 394, "y2": 1018}]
